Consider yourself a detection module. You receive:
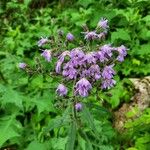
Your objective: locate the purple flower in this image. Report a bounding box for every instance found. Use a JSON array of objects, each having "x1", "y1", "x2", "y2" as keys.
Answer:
[
  {"x1": 18, "y1": 62, "x2": 27, "y2": 69},
  {"x1": 88, "y1": 64, "x2": 101, "y2": 80},
  {"x1": 84, "y1": 31, "x2": 98, "y2": 40},
  {"x1": 116, "y1": 45, "x2": 128, "y2": 62},
  {"x1": 66, "y1": 33, "x2": 74, "y2": 41},
  {"x1": 55, "y1": 61, "x2": 62, "y2": 73},
  {"x1": 41, "y1": 50, "x2": 52, "y2": 62},
  {"x1": 62, "y1": 62, "x2": 77, "y2": 79},
  {"x1": 75, "y1": 103, "x2": 82, "y2": 111},
  {"x1": 97, "y1": 18, "x2": 109, "y2": 29},
  {"x1": 84, "y1": 52, "x2": 96, "y2": 64},
  {"x1": 56, "y1": 84, "x2": 68, "y2": 96},
  {"x1": 101, "y1": 44, "x2": 113, "y2": 57},
  {"x1": 38, "y1": 37, "x2": 48, "y2": 47},
  {"x1": 70, "y1": 48, "x2": 85, "y2": 66},
  {"x1": 95, "y1": 51, "x2": 108, "y2": 62},
  {"x1": 102, "y1": 64, "x2": 115, "y2": 79},
  {"x1": 98, "y1": 31, "x2": 107, "y2": 39},
  {"x1": 101, "y1": 78, "x2": 116, "y2": 89},
  {"x1": 75, "y1": 78, "x2": 92, "y2": 97},
  {"x1": 56, "y1": 51, "x2": 70, "y2": 74}
]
